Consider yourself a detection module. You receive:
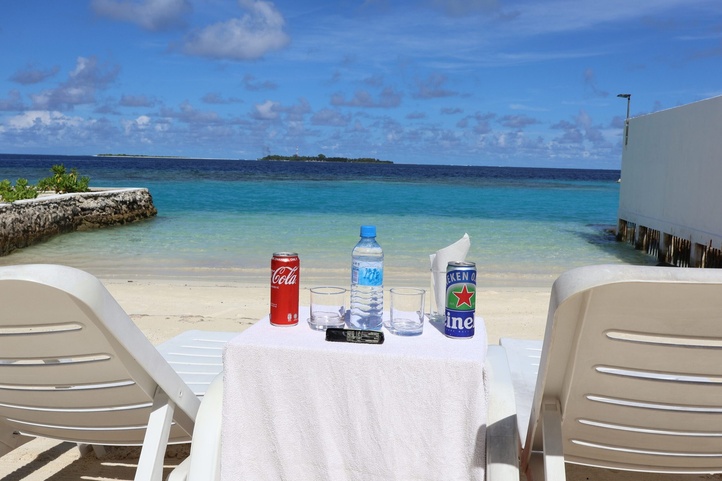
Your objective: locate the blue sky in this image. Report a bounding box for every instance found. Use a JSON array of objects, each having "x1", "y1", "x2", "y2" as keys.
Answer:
[{"x1": 2, "y1": 0, "x2": 721, "y2": 168}]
